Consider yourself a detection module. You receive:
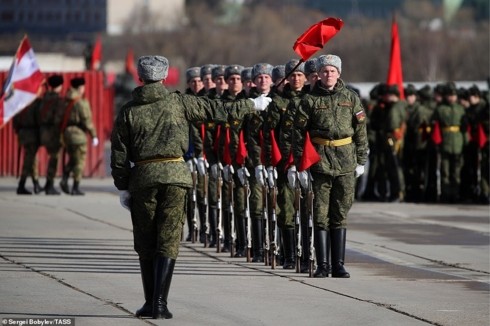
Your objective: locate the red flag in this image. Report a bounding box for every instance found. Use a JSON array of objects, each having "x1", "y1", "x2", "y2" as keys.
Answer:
[
  {"x1": 236, "y1": 130, "x2": 248, "y2": 165},
  {"x1": 285, "y1": 151, "x2": 295, "y2": 171},
  {"x1": 476, "y1": 124, "x2": 488, "y2": 149},
  {"x1": 90, "y1": 36, "x2": 102, "y2": 70},
  {"x1": 125, "y1": 48, "x2": 139, "y2": 83},
  {"x1": 386, "y1": 16, "x2": 404, "y2": 99},
  {"x1": 293, "y1": 17, "x2": 344, "y2": 61},
  {"x1": 431, "y1": 121, "x2": 442, "y2": 145},
  {"x1": 270, "y1": 129, "x2": 282, "y2": 166},
  {"x1": 223, "y1": 128, "x2": 232, "y2": 165},
  {"x1": 0, "y1": 35, "x2": 44, "y2": 129},
  {"x1": 298, "y1": 132, "x2": 321, "y2": 171}
]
